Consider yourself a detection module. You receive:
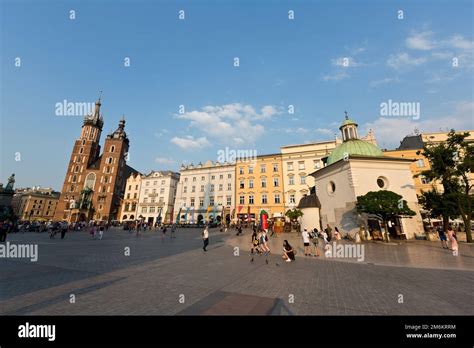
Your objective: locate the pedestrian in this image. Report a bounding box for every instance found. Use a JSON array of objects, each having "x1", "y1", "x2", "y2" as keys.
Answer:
[
  {"x1": 98, "y1": 223, "x2": 104, "y2": 240},
  {"x1": 282, "y1": 240, "x2": 295, "y2": 263},
  {"x1": 236, "y1": 224, "x2": 242, "y2": 236},
  {"x1": 260, "y1": 229, "x2": 270, "y2": 255},
  {"x1": 302, "y1": 228, "x2": 311, "y2": 256},
  {"x1": 171, "y1": 224, "x2": 177, "y2": 238},
  {"x1": 162, "y1": 225, "x2": 167, "y2": 239},
  {"x1": 250, "y1": 229, "x2": 259, "y2": 255},
  {"x1": 334, "y1": 227, "x2": 341, "y2": 241},
  {"x1": 437, "y1": 226, "x2": 448, "y2": 249},
  {"x1": 447, "y1": 225, "x2": 459, "y2": 256},
  {"x1": 202, "y1": 225, "x2": 209, "y2": 252},
  {"x1": 310, "y1": 228, "x2": 320, "y2": 257},
  {"x1": 90, "y1": 223, "x2": 97, "y2": 239},
  {"x1": 60, "y1": 221, "x2": 68, "y2": 239},
  {"x1": 0, "y1": 220, "x2": 6, "y2": 243},
  {"x1": 325, "y1": 224, "x2": 332, "y2": 242}
]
